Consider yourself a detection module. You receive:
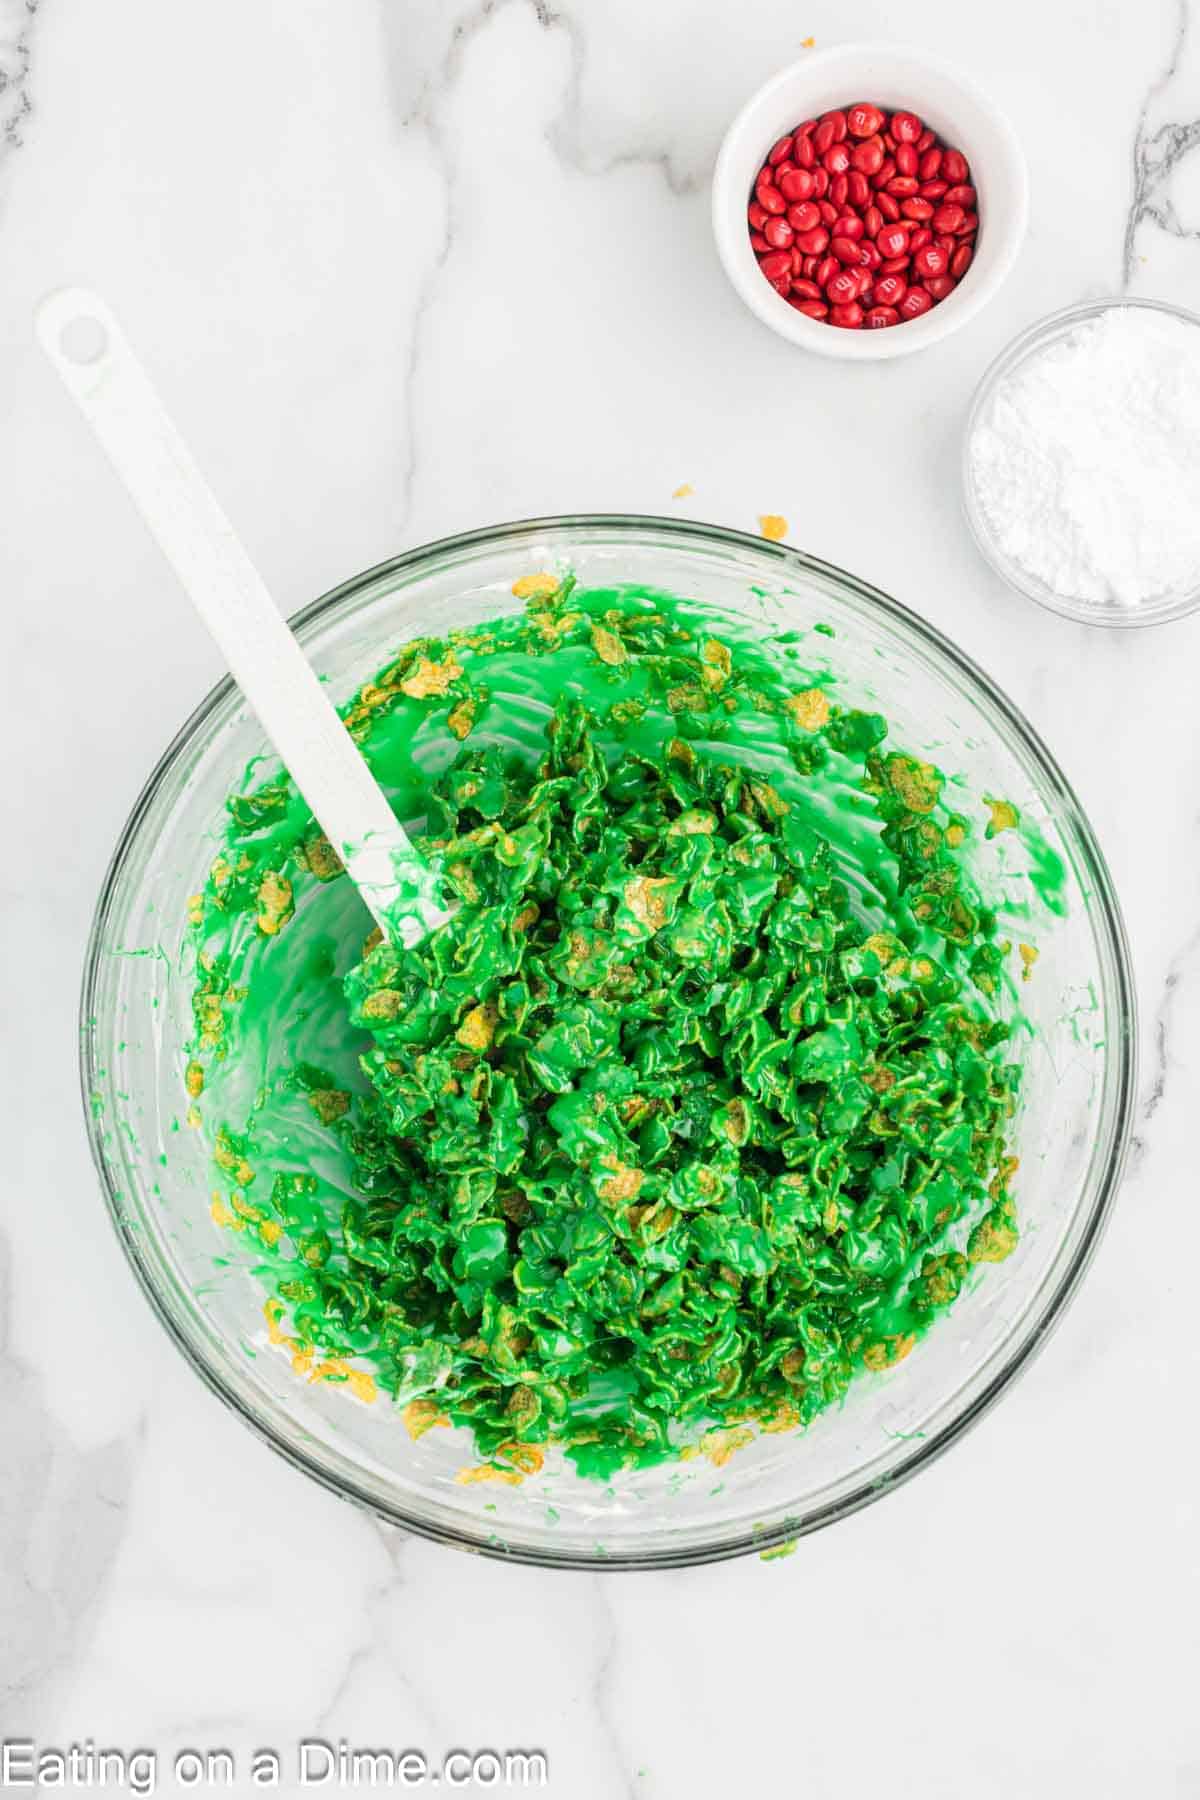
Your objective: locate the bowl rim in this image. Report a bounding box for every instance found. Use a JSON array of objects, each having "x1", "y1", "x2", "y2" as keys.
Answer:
[
  {"x1": 962, "y1": 294, "x2": 1200, "y2": 626},
  {"x1": 80, "y1": 512, "x2": 1138, "y2": 1570},
  {"x1": 711, "y1": 40, "x2": 1030, "y2": 361}
]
